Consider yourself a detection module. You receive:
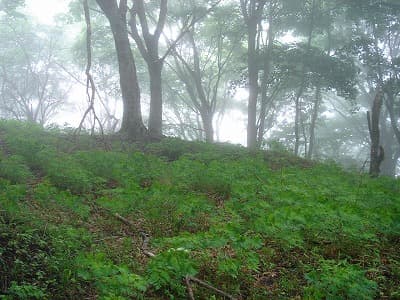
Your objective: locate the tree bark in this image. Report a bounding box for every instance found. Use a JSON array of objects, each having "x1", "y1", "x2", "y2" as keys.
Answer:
[
  {"x1": 200, "y1": 109, "x2": 214, "y2": 143},
  {"x1": 294, "y1": 0, "x2": 316, "y2": 156},
  {"x1": 241, "y1": 0, "x2": 267, "y2": 149},
  {"x1": 307, "y1": 83, "x2": 321, "y2": 159},
  {"x1": 367, "y1": 90, "x2": 384, "y2": 177},
  {"x1": 385, "y1": 91, "x2": 400, "y2": 145},
  {"x1": 95, "y1": 0, "x2": 146, "y2": 140},
  {"x1": 247, "y1": 18, "x2": 259, "y2": 149},
  {"x1": 380, "y1": 125, "x2": 400, "y2": 177},
  {"x1": 257, "y1": 8, "x2": 275, "y2": 148},
  {"x1": 148, "y1": 60, "x2": 163, "y2": 137}
]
